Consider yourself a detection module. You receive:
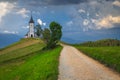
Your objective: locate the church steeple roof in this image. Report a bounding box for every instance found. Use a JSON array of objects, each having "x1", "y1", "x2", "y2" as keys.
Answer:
[{"x1": 29, "y1": 15, "x2": 34, "y2": 23}]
